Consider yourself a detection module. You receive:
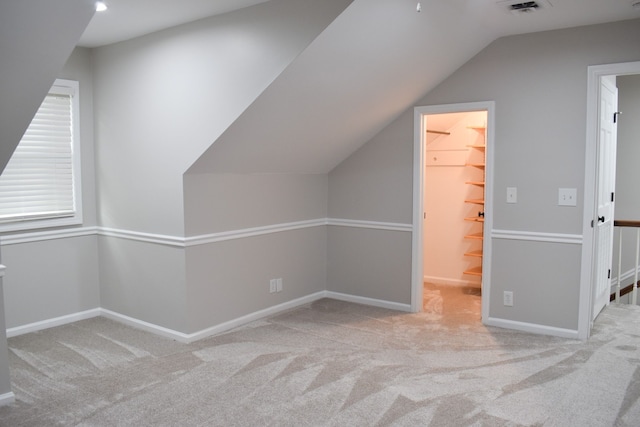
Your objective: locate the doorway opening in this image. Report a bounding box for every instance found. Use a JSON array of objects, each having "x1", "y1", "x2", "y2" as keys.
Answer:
[
  {"x1": 412, "y1": 102, "x2": 495, "y2": 325},
  {"x1": 580, "y1": 61, "x2": 640, "y2": 340}
]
